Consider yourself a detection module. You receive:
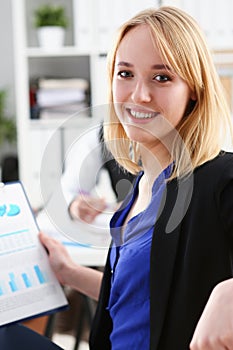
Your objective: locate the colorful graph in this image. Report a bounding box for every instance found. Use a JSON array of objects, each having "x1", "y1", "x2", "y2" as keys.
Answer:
[
  {"x1": 9, "y1": 272, "x2": 18, "y2": 292},
  {"x1": 0, "y1": 264, "x2": 48, "y2": 296},
  {"x1": 34, "y1": 265, "x2": 47, "y2": 284},
  {"x1": 0, "y1": 204, "x2": 20, "y2": 217}
]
